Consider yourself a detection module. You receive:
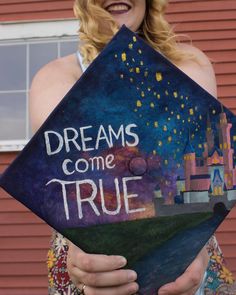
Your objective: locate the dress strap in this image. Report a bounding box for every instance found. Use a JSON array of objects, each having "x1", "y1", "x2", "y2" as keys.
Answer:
[{"x1": 76, "y1": 50, "x2": 88, "y2": 73}]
